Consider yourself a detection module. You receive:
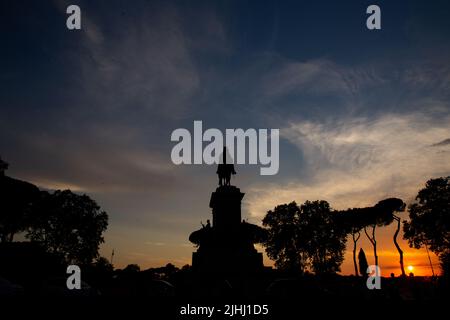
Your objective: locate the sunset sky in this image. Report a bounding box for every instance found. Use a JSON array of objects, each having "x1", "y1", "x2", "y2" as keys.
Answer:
[{"x1": 1, "y1": 0, "x2": 449, "y2": 276}]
